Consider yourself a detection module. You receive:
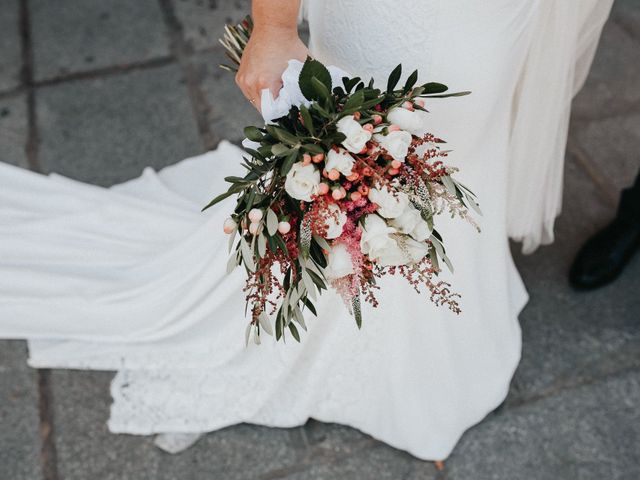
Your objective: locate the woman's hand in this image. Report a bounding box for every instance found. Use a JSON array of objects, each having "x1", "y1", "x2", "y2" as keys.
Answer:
[{"x1": 235, "y1": 25, "x2": 309, "y2": 112}]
